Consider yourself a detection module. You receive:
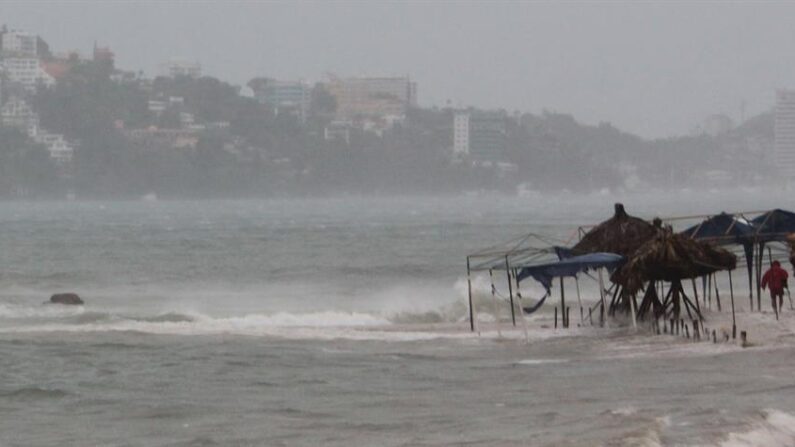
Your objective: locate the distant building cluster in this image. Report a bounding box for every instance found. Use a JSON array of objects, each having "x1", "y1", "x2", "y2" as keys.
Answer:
[
  {"x1": 246, "y1": 74, "x2": 419, "y2": 139},
  {"x1": 249, "y1": 78, "x2": 311, "y2": 122},
  {"x1": 0, "y1": 29, "x2": 54, "y2": 91},
  {"x1": 0, "y1": 27, "x2": 85, "y2": 163},
  {"x1": 326, "y1": 75, "x2": 416, "y2": 121},
  {"x1": 0, "y1": 96, "x2": 74, "y2": 163},
  {"x1": 159, "y1": 60, "x2": 202, "y2": 79}
]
